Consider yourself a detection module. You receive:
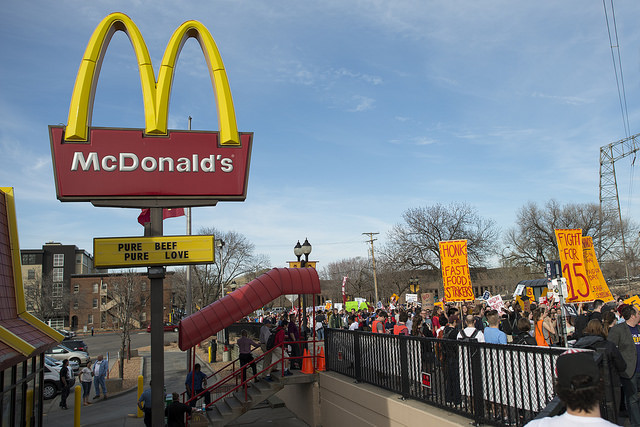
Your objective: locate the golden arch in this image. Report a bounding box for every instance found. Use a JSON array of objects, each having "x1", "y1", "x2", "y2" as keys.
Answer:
[{"x1": 66, "y1": 12, "x2": 239, "y2": 145}]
